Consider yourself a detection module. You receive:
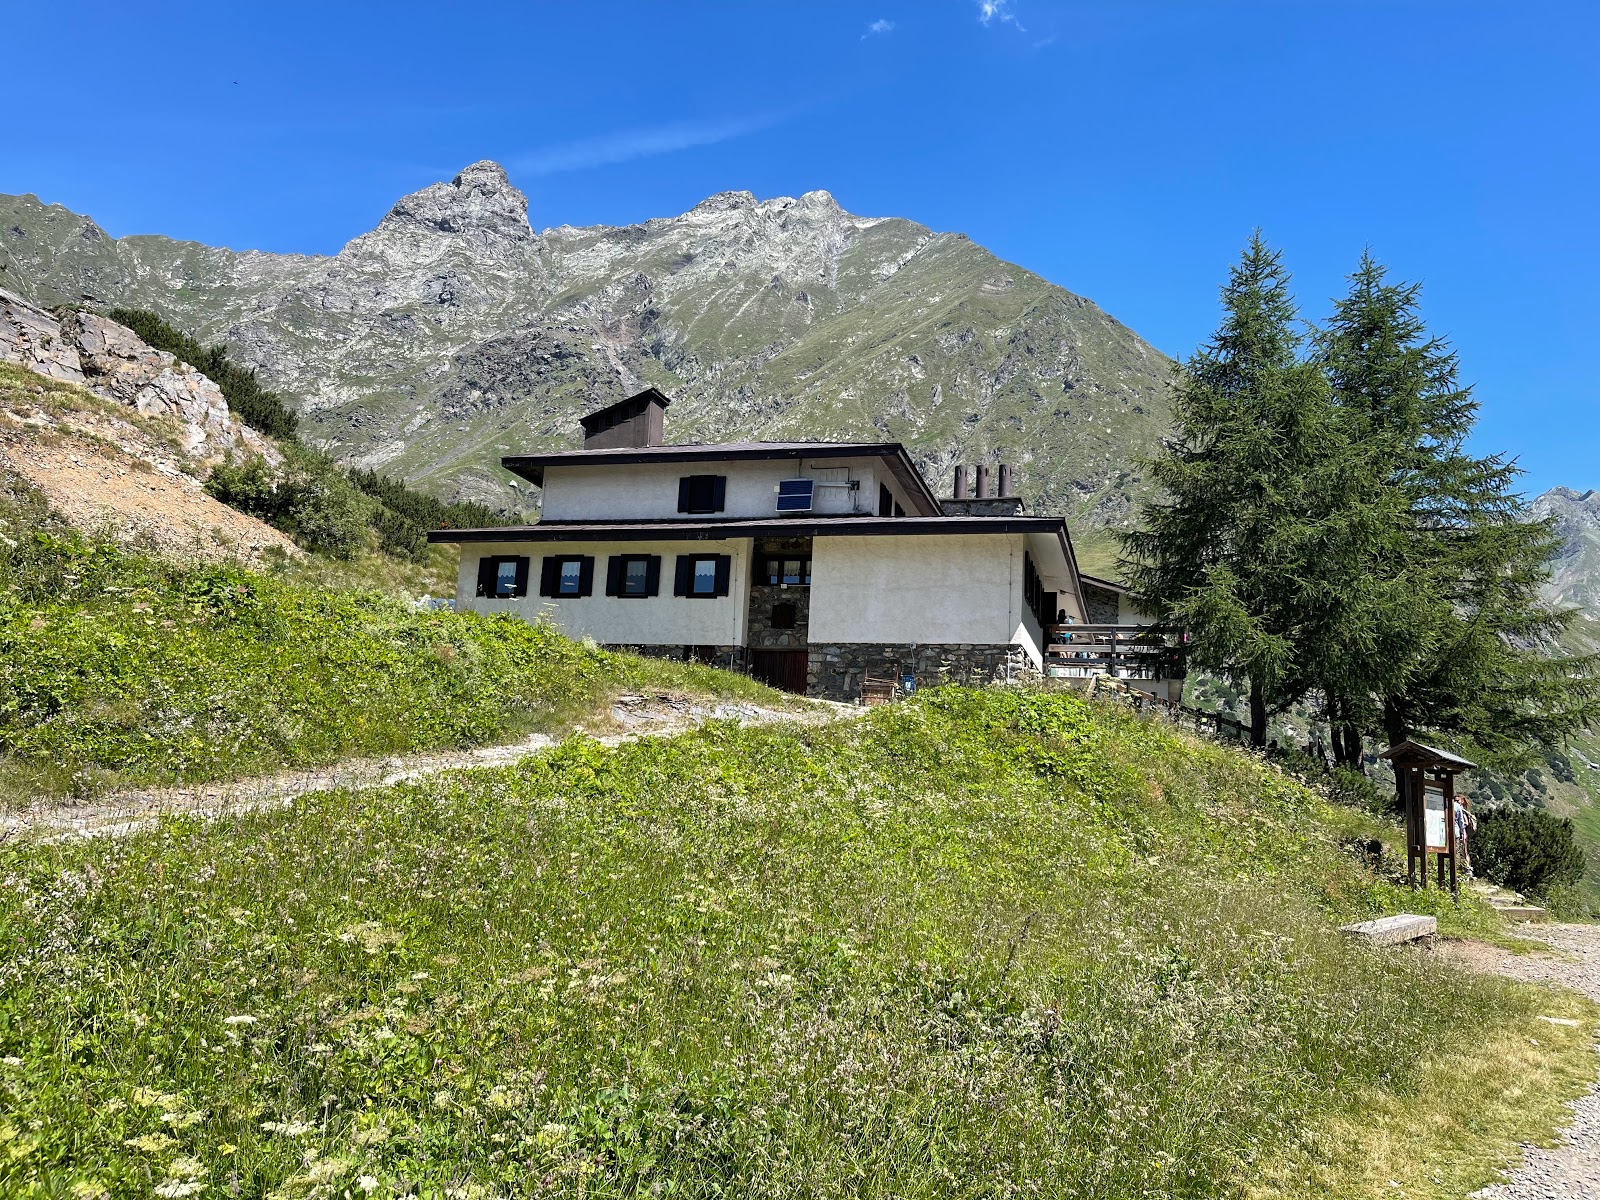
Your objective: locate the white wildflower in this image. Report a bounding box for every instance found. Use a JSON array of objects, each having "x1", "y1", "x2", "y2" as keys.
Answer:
[
  {"x1": 222, "y1": 1015, "x2": 257, "y2": 1026},
  {"x1": 357, "y1": 1177, "x2": 379, "y2": 1194}
]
